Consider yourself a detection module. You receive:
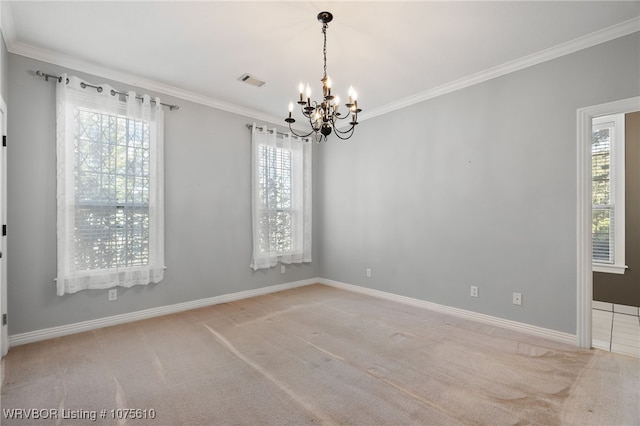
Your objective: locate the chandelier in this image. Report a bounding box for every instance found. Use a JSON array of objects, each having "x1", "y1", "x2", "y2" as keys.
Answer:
[{"x1": 285, "y1": 11, "x2": 361, "y2": 142}]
